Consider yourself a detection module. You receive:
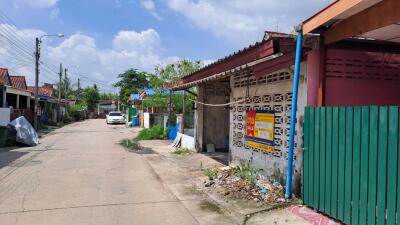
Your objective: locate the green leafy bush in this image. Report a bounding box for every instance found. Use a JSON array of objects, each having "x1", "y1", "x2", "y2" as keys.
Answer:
[
  {"x1": 205, "y1": 167, "x2": 219, "y2": 180},
  {"x1": 68, "y1": 104, "x2": 85, "y2": 121},
  {"x1": 137, "y1": 125, "x2": 167, "y2": 140},
  {"x1": 233, "y1": 165, "x2": 259, "y2": 185}
]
